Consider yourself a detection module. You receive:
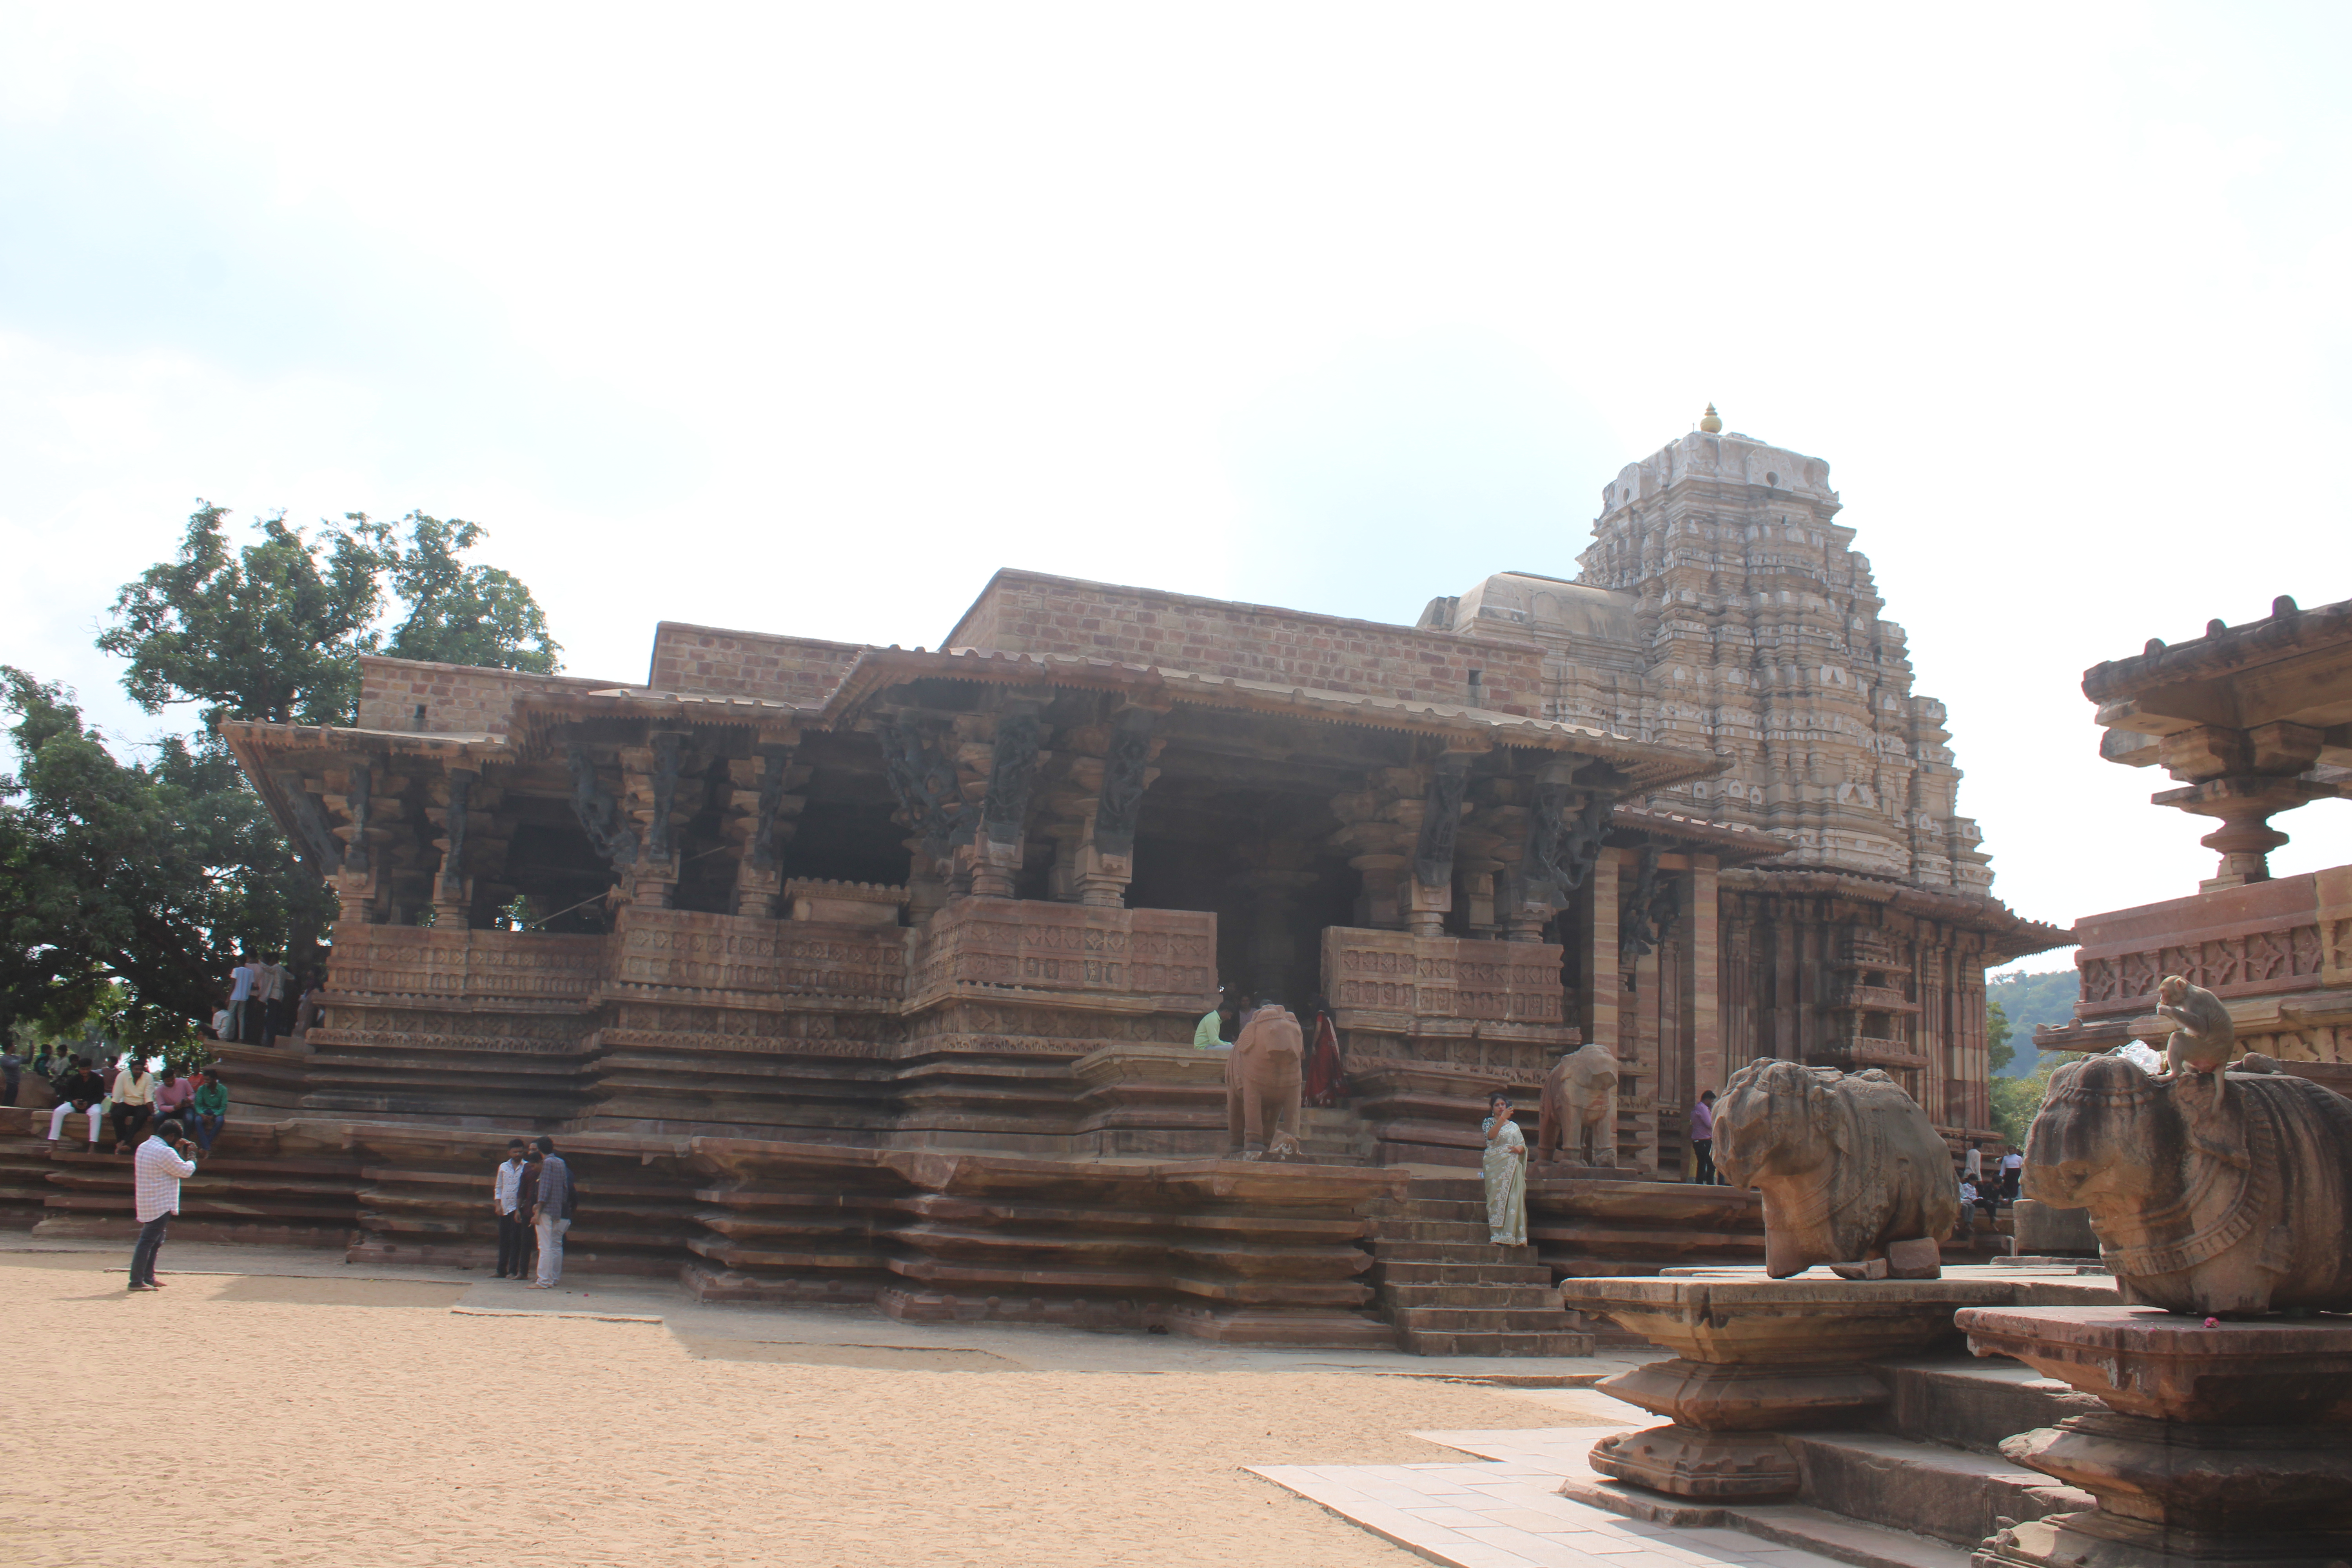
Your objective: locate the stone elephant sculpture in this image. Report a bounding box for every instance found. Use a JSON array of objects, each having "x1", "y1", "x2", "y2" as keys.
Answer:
[
  {"x1": 1714, "y1": 1058, "x2": 1958, "y2": 1278},
  {"x1": 1535, "y1": 1043, "x2": 1619, "y2": 1166},
  {"x1": 2024, "y1": 1051, "x2": 2352, "y2": 1316},
  {"x1": 1226, "y1": 1005, "x2": 1304, "y2": 1160}
]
